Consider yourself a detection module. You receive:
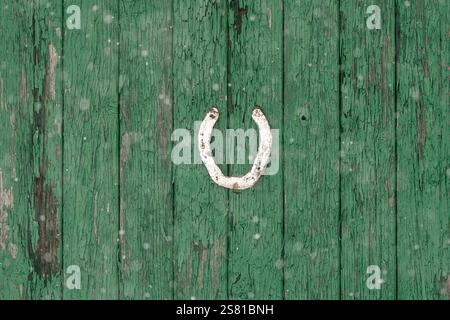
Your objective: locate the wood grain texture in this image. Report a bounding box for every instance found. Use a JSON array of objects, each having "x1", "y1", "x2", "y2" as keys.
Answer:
[
  {"x1": 227, "y1": 0, "x2": 284, "y2": 299},
  {"x1": 0, "y1": 1, "x2": 448, "y2": 300},
  {"x1": 0, "y1": 0, "x2": 63, "y2": 299},
  {"x1": 118, "y1": 0, "x2": 173, "y2": 300},
  {"x1": 173, "y1": 0, "x2": 228, "y2": 299},
  {"x1": 0, "y1": 0, "x2": 35, "y2": 299},
  {"x1": 62, "y1": 0, "x2": 119, "y2": 299},
  {"x1": 283, "y1": 0, "x2": 340, "y2": 299},
  {"x1": 340, "y1": 0, "x2": 396, "y2": 299},
  {"x1": 396, "y1": 0, "x2": 449, "y2": 299}
]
